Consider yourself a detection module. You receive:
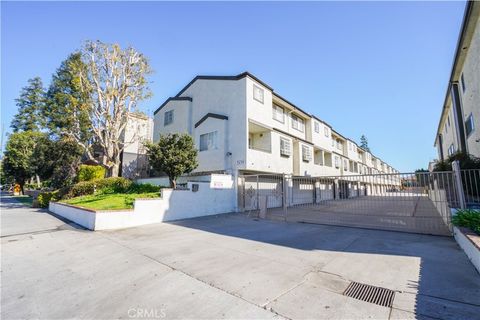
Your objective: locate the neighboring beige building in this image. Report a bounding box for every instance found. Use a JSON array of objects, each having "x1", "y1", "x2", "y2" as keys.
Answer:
[
  {"x1": 120, "y1": 112, "x2": 154, "y2": 179},
  {"x1": 434, "y1": 1, "x2": 480, "y2": 161}
]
